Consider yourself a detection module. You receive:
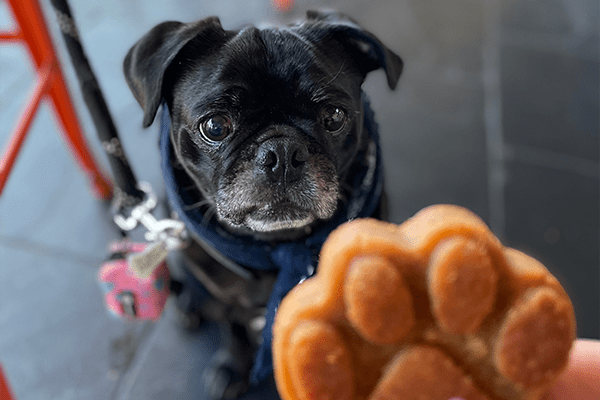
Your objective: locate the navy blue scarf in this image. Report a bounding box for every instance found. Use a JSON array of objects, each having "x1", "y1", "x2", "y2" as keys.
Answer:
[{"x1": 159, "y1": 94, "x2": 383, "y2": 384}]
